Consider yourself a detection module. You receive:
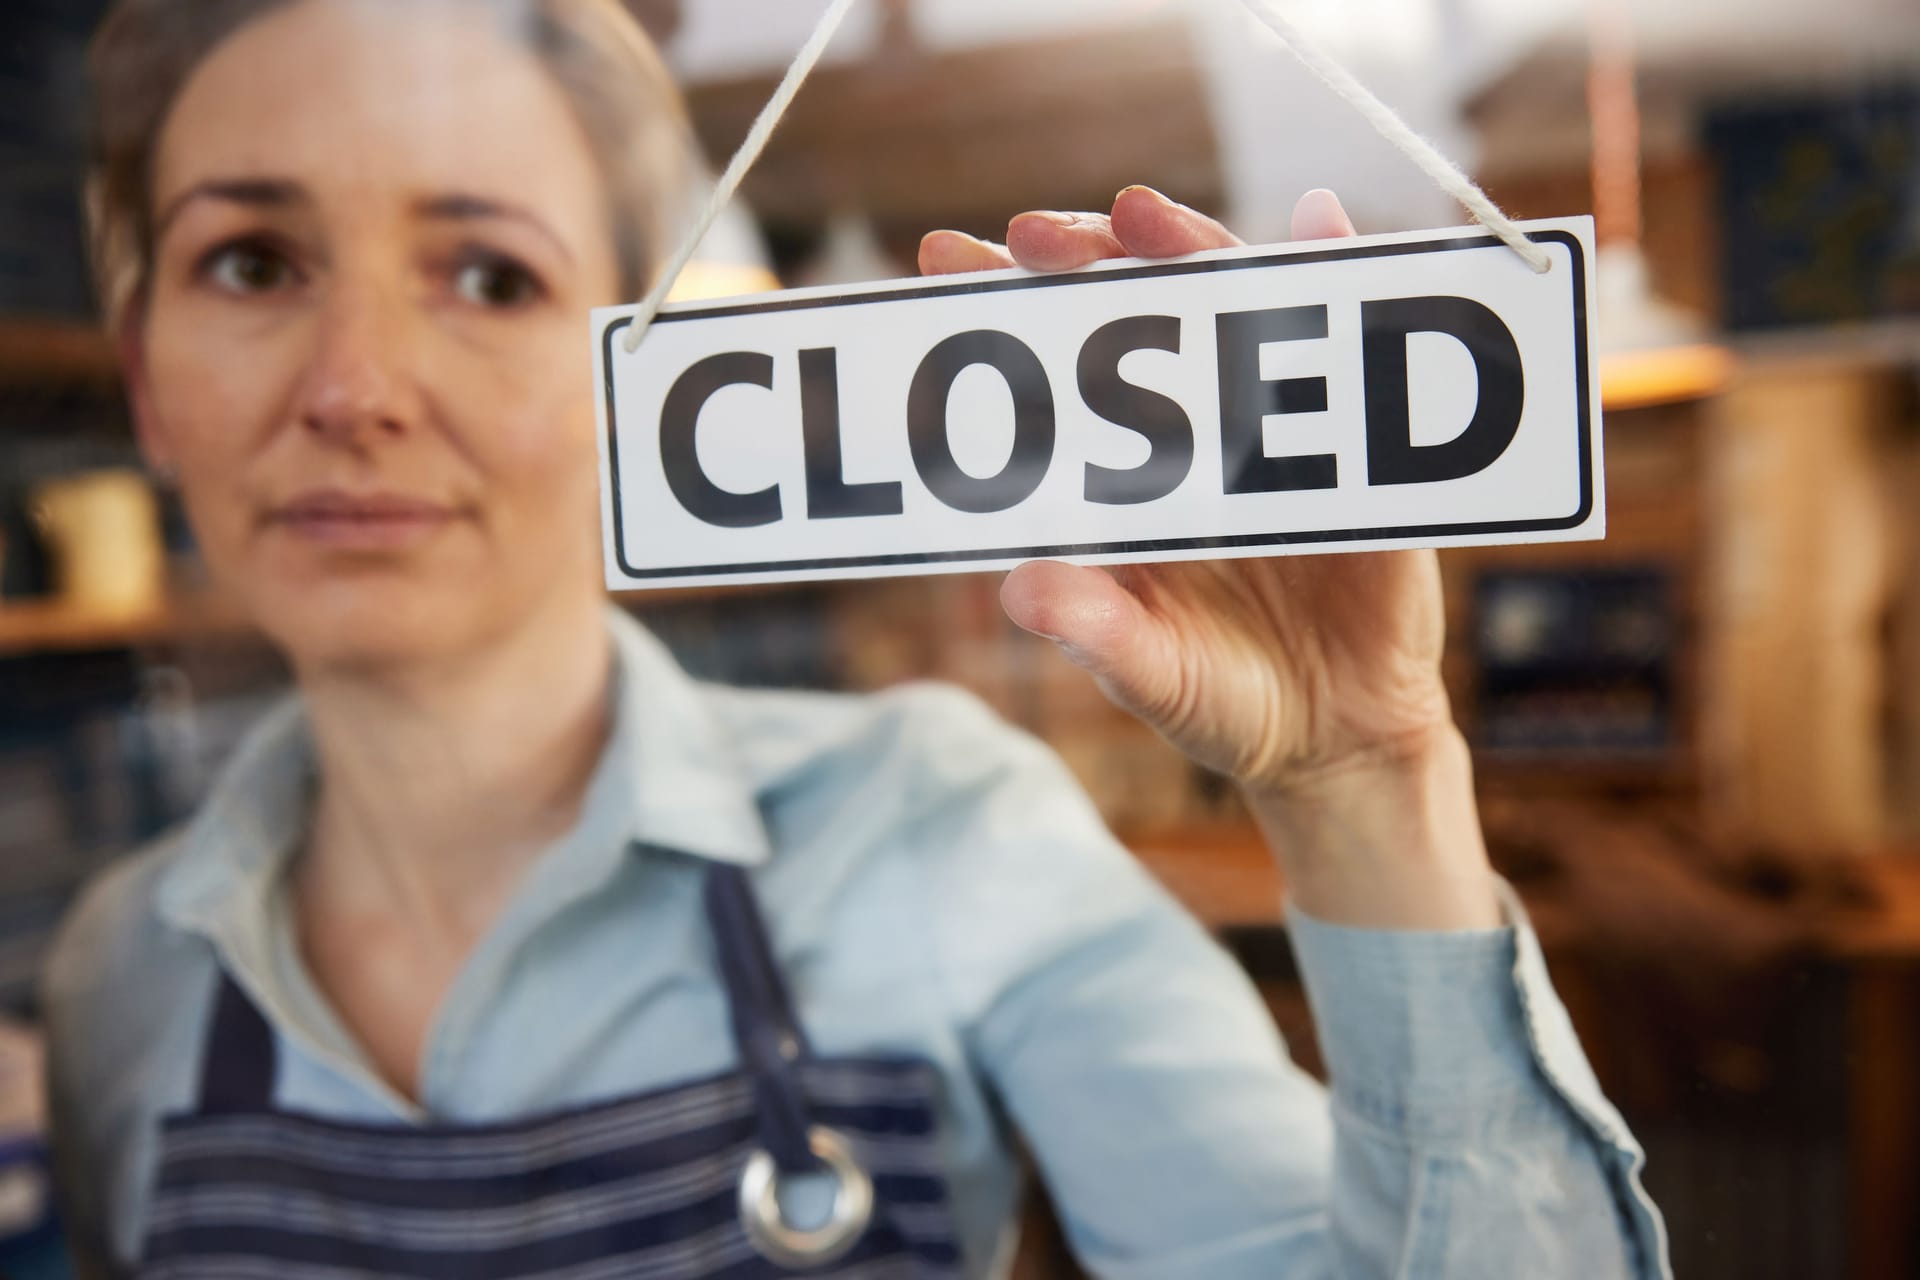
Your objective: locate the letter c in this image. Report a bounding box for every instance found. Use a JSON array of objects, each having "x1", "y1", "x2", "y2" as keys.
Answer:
[{"x1": 658, "y1": 351, "x2": 782, "y2": 528}]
